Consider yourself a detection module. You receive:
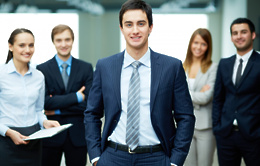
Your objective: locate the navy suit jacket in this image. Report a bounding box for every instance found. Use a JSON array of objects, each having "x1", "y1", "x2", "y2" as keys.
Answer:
[
  {"x1": 84, "y1": 49, "x2": 195, "y2": 166},
  {"x1": 213, "y1": 50, "x2": 260, "y2": 140},
  {"x1": 37, "y1": 56, "x2": 93, "y2": 147}
]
